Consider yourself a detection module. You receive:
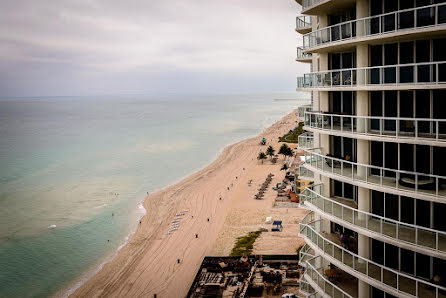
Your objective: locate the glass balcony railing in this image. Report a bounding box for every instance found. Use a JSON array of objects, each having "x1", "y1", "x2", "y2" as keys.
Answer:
[
  {"x1": 302, "y1": 0, "x2": 326, "y2": 12},
  {"x1": 299, "y1": 279, "x2": 315, "y2": 297},
  {"x1": 303, "y1": 3, "x2": 446, "y2": 50},
  {"x1": 299, "y1": 243, "x2": 315, "y2": 266},
  {"x1": 298, "y1": 105, "x2": 312, "y2": 119},
  {"x1": 300, "y1": 185, "x2": 446, "y2": 254},
  {"x1": 296, "y1": 15, "x2": 312, "y2": 31},
  {"x1": 305, "y1": 255, "x2": 354, "y2": 298},
  {"x1": 304, "y1": 111, "x2": 446, "y2": 142},
  {"x1": 297, "y1": 47, "x2": 312, "y2": 61},
  {"x1": 299, "y1": 165, "x2": 314, "y2": 180},
  {"x1": 302, "y1": 148, "x2": 446, "y2": 201},
  {"x1": 300, "y1": 217, "x2": 446, "y2": 298},
  {"x1": 296, "y1": 61, "x2": 446, "y2": 89},
  {"x1": 298, "y1": 132, "x2": 314, "y2": 149}
]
